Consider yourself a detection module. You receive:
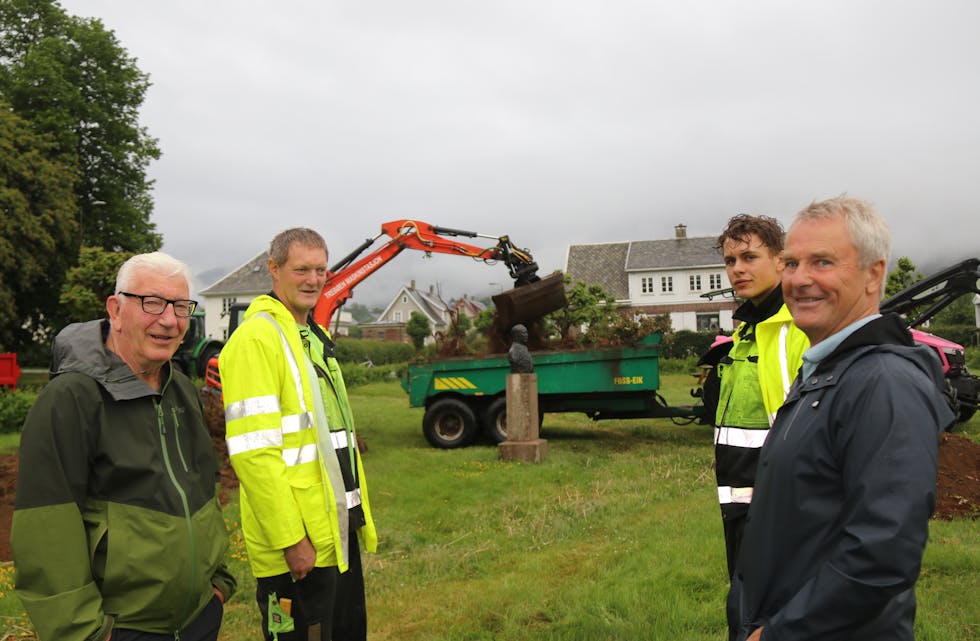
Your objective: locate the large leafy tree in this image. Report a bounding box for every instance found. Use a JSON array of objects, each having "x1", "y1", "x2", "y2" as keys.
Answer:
[
  {"x1": 0, "y1": 0, "x2": 161, "y2": 253},
  {"x1": 0, "y1": 104, "x2": 77, "y2": 352},
  {"x1": 0, "y1": 0, "x2": 161, "y2": 355},
  {"x1": 406, "y1": 312, "x2": 432, "y2": 350}
]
